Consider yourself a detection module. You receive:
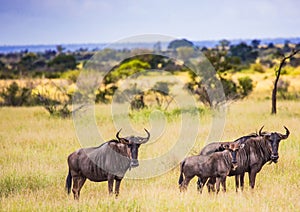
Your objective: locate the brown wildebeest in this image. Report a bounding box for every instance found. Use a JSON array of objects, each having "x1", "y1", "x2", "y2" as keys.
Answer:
[
  {"x1": 197, "y1": 126, "x2": 290, "y2": 192},
  {"x1": 178, "y1": 142, "x2": 244, "y2": 193},
  {"x1": 197, "y1": 133, "x2": 259, "y2": 192},
  {"x1": 65, "y1": 129, "x2": 150, "y2": 200}
]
